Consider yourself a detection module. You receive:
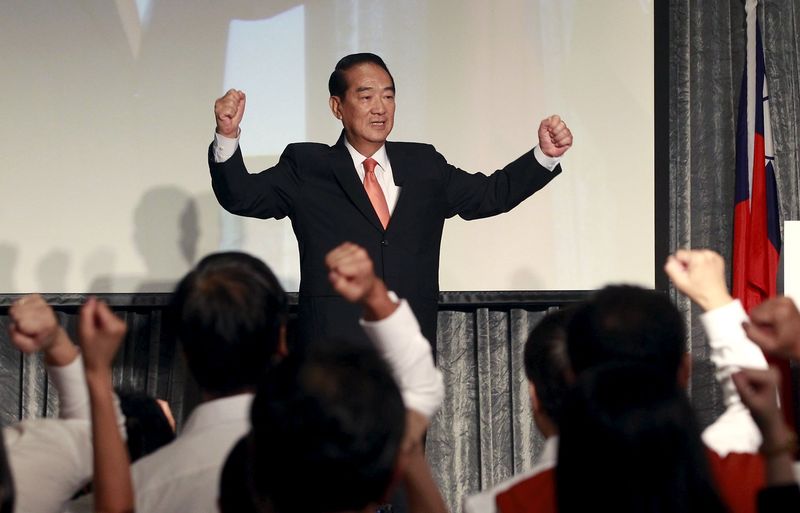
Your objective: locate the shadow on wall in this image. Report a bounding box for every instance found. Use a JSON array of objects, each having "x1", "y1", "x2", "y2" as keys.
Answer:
[{"x1": 89, "y1": 187, "x2": 222, "y2": 293}]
